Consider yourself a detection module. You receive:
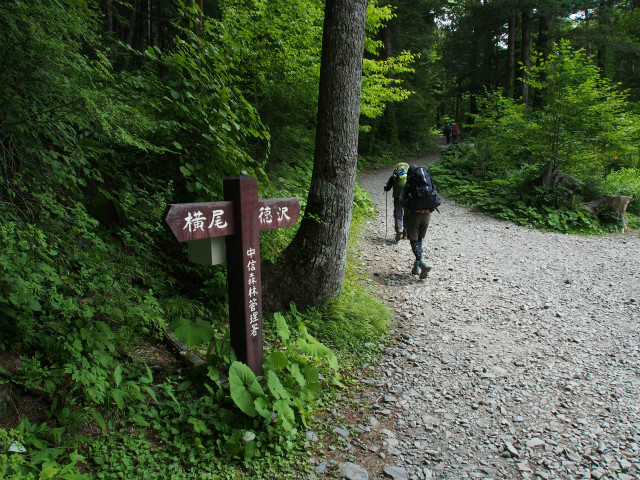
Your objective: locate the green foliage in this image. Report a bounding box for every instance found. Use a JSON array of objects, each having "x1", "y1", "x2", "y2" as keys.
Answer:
[
  {"x1": 0, "y1": 419, "x2": 88, "y2": 480},
  {"x1": 525, "y1": 40, "x2": 640, "y2": 177},
  {"x1": 471, "y1": 41, "x2": 640, "y2": 180},
  {"x1": 228, "y1": 312, "x2": 339, "y2": 435},
  {"x1": 140, "y1": 3, "x2": 270, "y2": 199},
  {"x1": 452, "y1": 41, "x2": 640, "y2": 234},
  {"x1": 432, "y1": 144, "x2": 604, "y2": 234}
]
